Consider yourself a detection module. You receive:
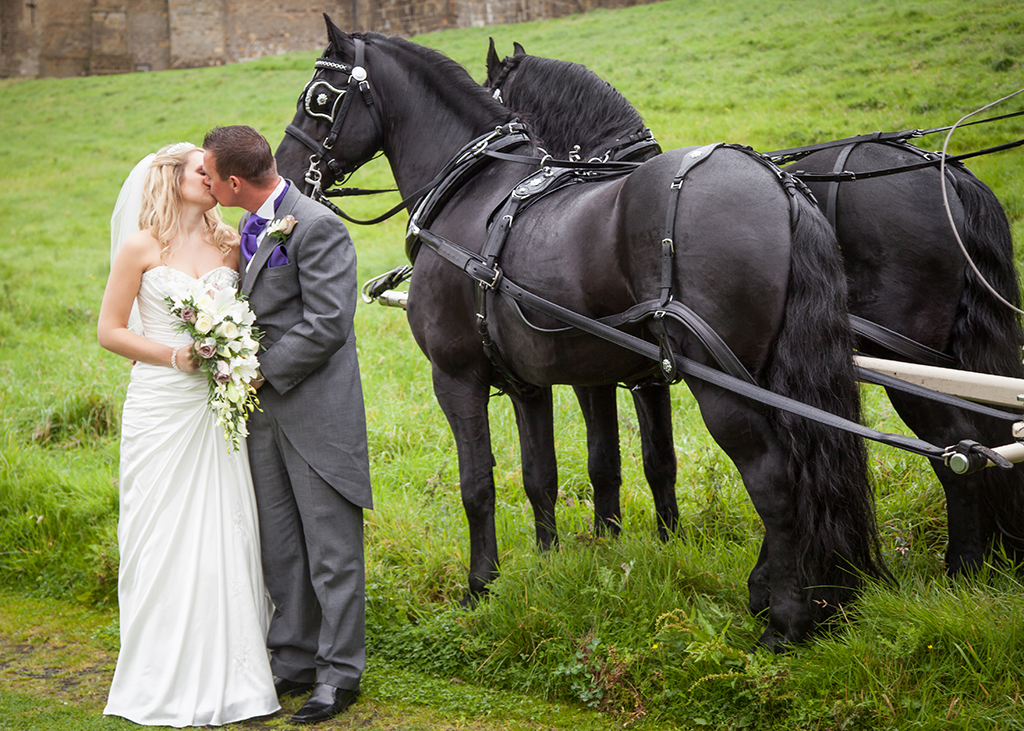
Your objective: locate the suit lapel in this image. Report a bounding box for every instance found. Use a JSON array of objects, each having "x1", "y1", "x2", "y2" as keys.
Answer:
[{"x1": 240, "y1": 182, "x2": 300, "y2": 294}]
